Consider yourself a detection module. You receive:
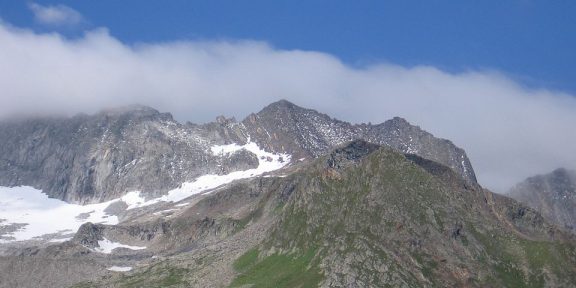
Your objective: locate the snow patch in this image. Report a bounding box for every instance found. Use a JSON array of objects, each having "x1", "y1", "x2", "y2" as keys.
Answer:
[
  {"x1": 107, "y1": 266, "x2": 133, "y2": 272},
  {"x1": 94, "y1": 237, "x2": 146, "y2": 254},
  {"x1": 211, "y1": 143, "x2": 244, "y2": 155},
  {"x1": 124, "y1": 141, "x2": 290, "y2": 209},
  {"x1": 0, "y1": 186, "x2": 118, "y2": 243},
  {"x1": 405, "y1": 145, "x2": 418, "y2": 154},
  {"x1": 48, "y1": 237, "x2": 72, "y2": 243},
  {"x1": 0, "y1": 142, "x2": 290, "y2": 243},
  {"x1": 461, "y1": 155, "x2": 469, "y2": 175},
  {"x1": 120, "y1": 191, "x2": 149, "y2": 209}
]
